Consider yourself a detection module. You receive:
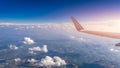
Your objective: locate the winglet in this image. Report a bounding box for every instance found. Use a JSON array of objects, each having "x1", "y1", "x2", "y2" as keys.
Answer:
[{"x1": 71, "y1": 16, "x2": 84, "y2": 31}]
